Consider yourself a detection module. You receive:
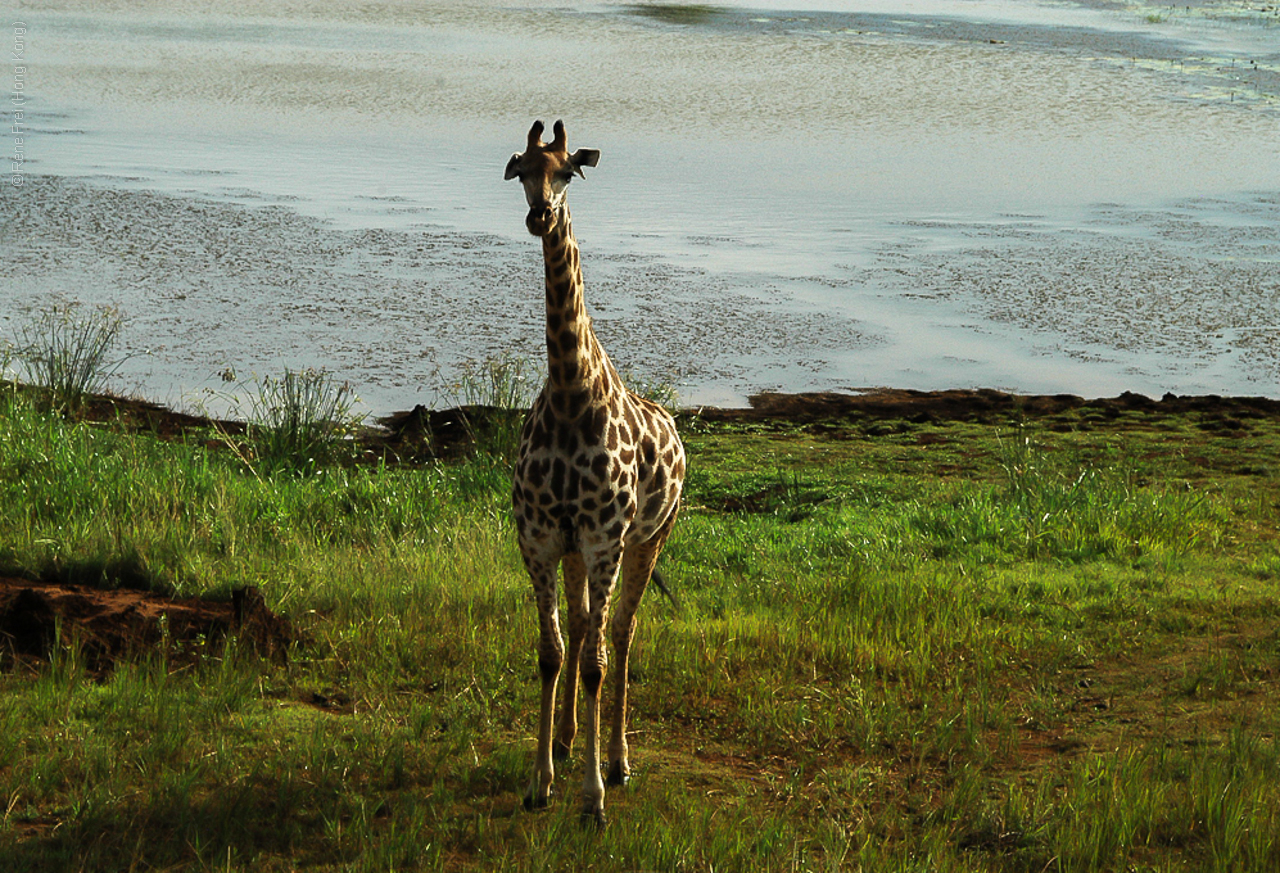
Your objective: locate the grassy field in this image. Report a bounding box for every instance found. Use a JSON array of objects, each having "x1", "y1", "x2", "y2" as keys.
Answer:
[{"x1": 1, "y1": 381, "x2": 1279, "y2": 871}]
